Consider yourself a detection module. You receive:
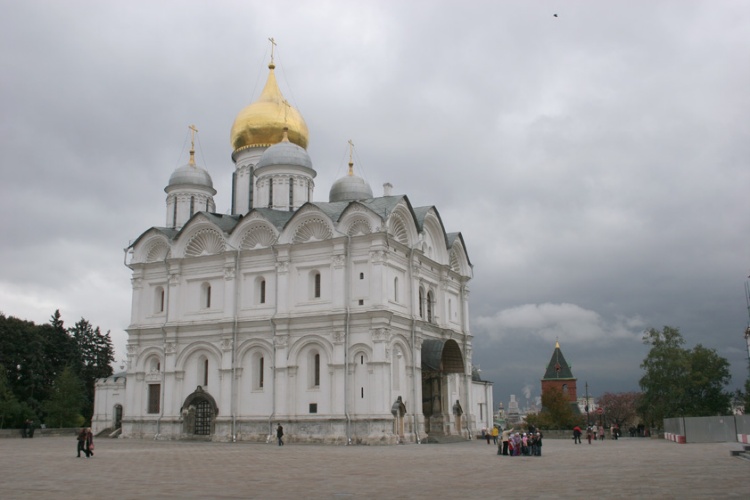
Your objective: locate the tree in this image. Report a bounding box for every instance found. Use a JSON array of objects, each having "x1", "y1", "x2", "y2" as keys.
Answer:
[
  {"x1": 43, "y1": 366, "x2": 85, "y2": 428},
  {"x1": 597, "y1": 391, "x2": 641, "y2": 427},
  {"x1": 639, "y1": 326, "x2": 732, "y2": 427},
  {"x1": 526, "y1": 387, "x2": 581, "y2": 430},
  {"x1": 69, "y1": 318, "x2": 114, "y2": 420},
  {"x1": 0, "y1": 364, "x2": 34, "y2": 429}
]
